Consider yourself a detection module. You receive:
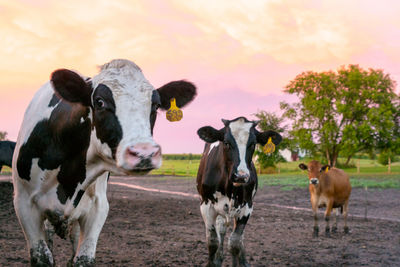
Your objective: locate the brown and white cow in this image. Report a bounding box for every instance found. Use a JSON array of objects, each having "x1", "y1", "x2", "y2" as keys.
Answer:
[
  {"x1": 299, "y1": 160, "x2": 351, "y2": 237},
  {"x1": 12, "y1": 59, "x2": 196, "y2": 266},
  {"x1": 197, "y1": 117, "x2": 282, "y2": 267}
]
